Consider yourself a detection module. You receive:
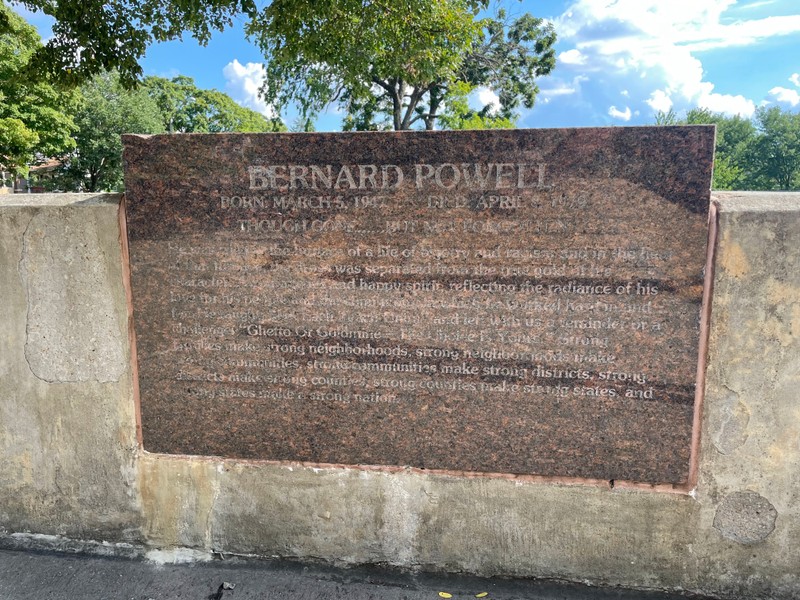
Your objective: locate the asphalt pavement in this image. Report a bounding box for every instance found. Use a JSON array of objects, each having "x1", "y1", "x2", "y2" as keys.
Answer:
[{"x1": 0, "y1": 547, "x2": 717, "y2": 600}]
